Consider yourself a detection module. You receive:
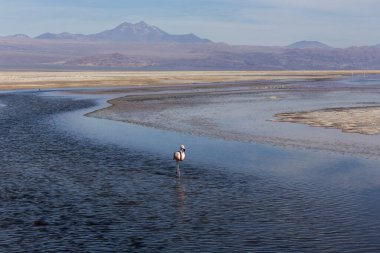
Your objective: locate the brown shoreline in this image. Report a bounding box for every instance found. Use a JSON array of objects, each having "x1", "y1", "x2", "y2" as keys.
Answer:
[{"x1": 1, "y1": 70, "x2": 379, "y2": 90}]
